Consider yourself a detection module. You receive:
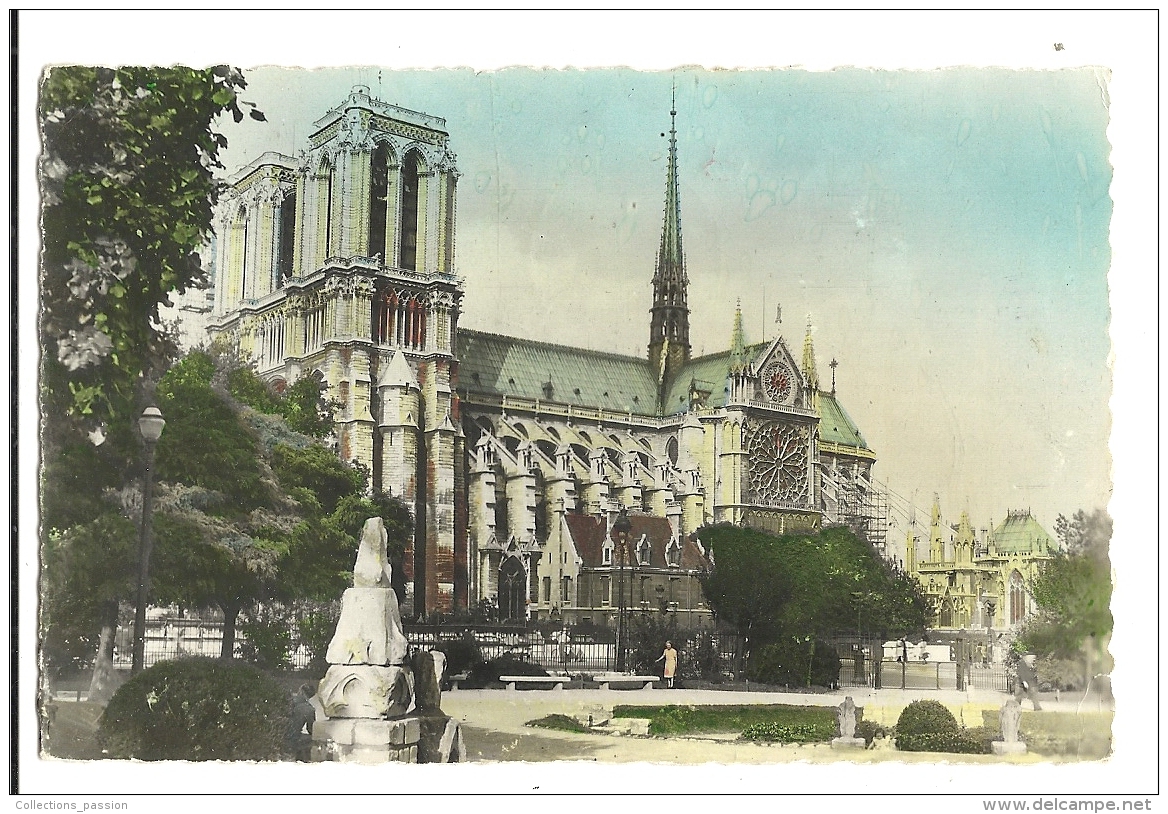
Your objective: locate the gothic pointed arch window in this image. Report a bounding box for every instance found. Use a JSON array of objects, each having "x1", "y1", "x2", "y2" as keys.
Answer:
[
  {"x1": 399, "y1": 151, "x2": 421, "y2": 270},
  {"x1": 666, "y1": 539, "x2": 682, "y2": 567},
  {"x1": 320, "y1": 154, "x2": 335, "y2": 260},
  {"x1": 233, "y1": 205, "x2": 249, "y2": 300},
  {"x1": 1008, "y1": 570, "x2": 1027, "y2": 625},
  {"x1": 276, "y1": 189, "x2": 296, "y2": 285},
  {"x1": 499, "y1": 556, "x2": 526, "y2": 622},
  {"x1": 368, "y1": 141, "x2": 391, "y2": 263}
]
